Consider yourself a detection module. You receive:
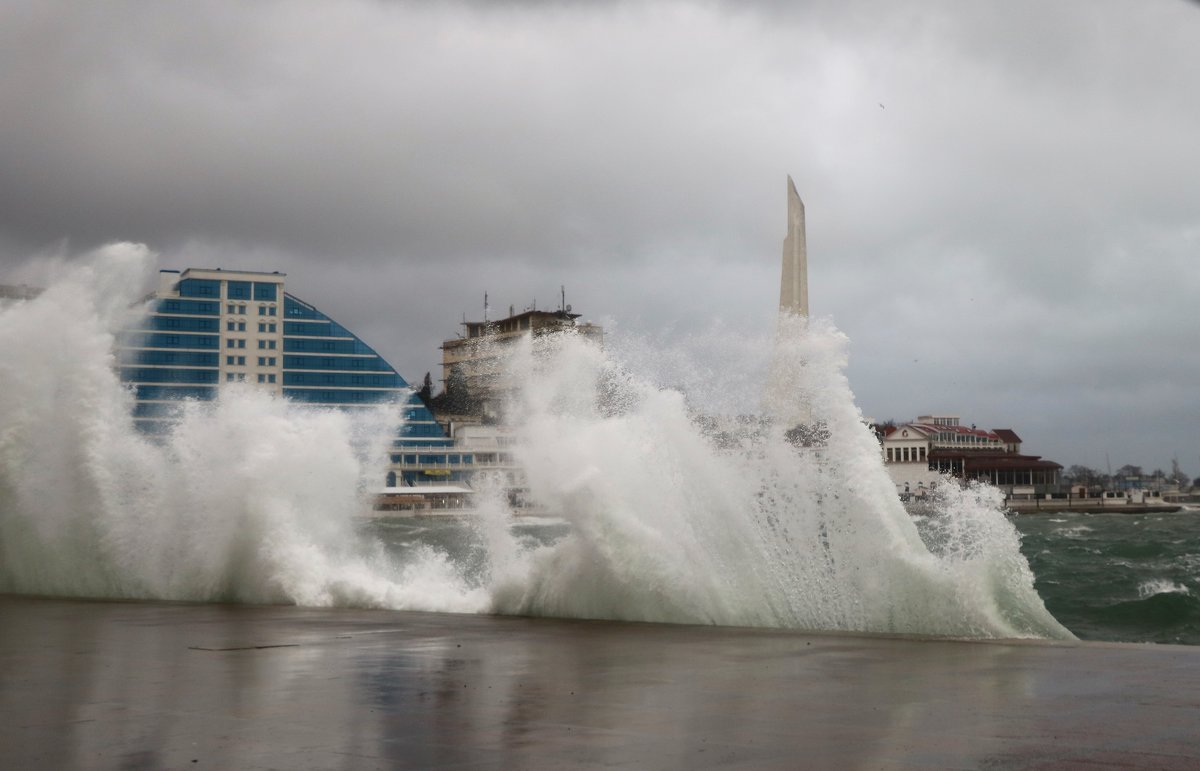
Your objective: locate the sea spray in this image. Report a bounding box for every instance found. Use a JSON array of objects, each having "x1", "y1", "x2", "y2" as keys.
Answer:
[
  {"x1": 0, "y1": 245, "x2": 484, "y2": 610},
  {"x1": 488, "y1": 315, "x2": 1071, "y2": 638},
  {"x1": 0, "y1": 246, "x2": 1071, "y2": 640}
]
